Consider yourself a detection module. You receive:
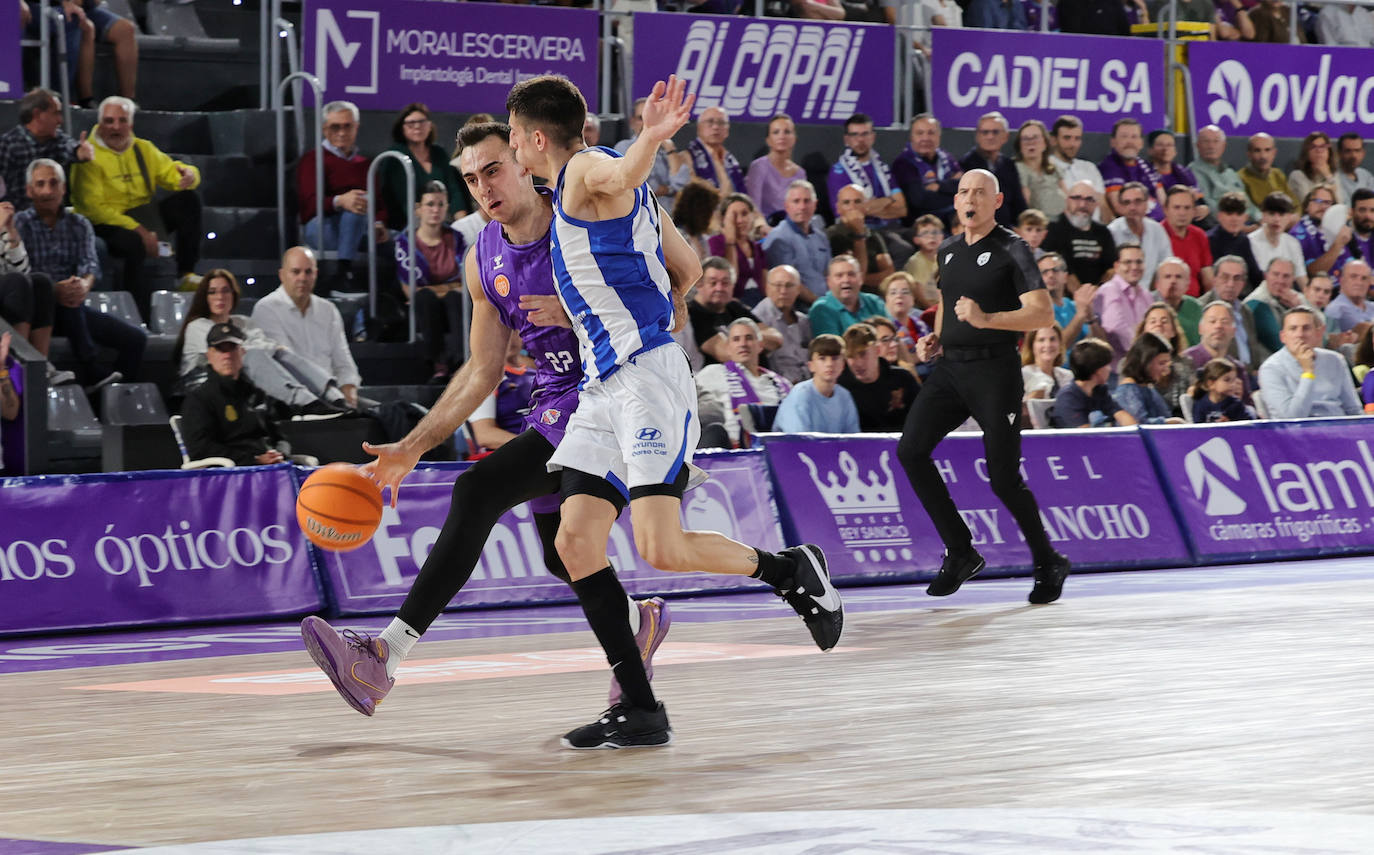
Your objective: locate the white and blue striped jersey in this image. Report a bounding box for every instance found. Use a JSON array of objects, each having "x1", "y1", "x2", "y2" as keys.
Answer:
[{"x1": 551, "y1": 146, "x2": 676, "y2": 387}]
